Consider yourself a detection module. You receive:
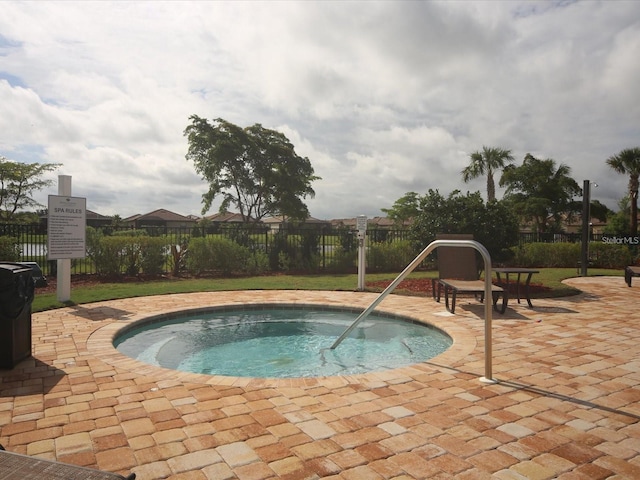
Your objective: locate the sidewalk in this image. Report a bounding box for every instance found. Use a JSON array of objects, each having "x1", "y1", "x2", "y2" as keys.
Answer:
[{"x1": 1, "y1": 276, "x2": 639, "y2": 479}]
